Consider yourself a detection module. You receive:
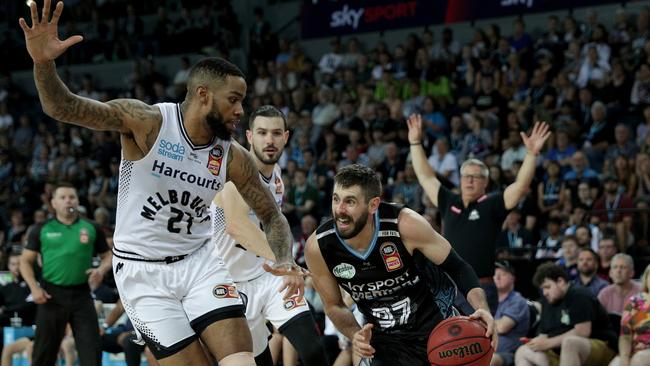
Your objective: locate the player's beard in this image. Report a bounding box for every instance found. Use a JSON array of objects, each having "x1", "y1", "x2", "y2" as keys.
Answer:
[
  {"x1": 206, "y1": 109, "x2": 231, "y2": 140},
  {"x1": 334, "y1": 212, "x2": 369, "y2": 239},
  {"x1": 252, "y1": 144, "x2": 281, "y2": 165}
]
